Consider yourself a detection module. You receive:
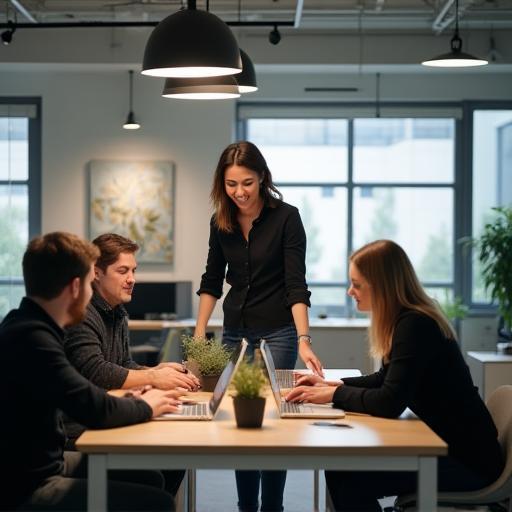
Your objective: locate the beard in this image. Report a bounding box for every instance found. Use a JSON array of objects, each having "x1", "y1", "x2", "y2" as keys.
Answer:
[{"x1": 66, "y1": 289, "x2": 89, "y2": 327}]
